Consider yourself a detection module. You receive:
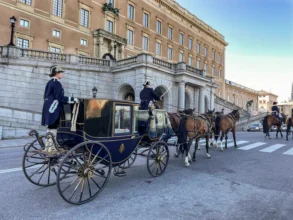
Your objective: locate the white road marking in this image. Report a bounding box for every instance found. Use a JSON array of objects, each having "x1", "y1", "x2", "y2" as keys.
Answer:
[
  {"x1": 227, "y1": 141, "x2": 249, "y2": 148},
  {"x1": 260, "y1": 144, "x2": 286, "y2": 153},
  {"x1": 283, "y1": 148, "x2": 293, "y2": 155},
  {"x1": 0, "y1": 165, "x2": 41, "y2": 174},
  {"x1": 238, "y1": 142, "x2": 266, "y2": 150}
]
